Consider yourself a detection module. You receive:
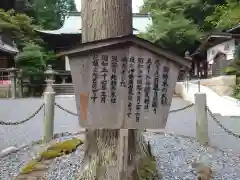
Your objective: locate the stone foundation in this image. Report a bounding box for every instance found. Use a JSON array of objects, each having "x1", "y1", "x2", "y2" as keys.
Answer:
[
  {"x1": 199, "y1": 75, "x2": 236, "y2": 96},
  {"x1": 175, "y1": 75, "x2": 236, "y2": 97}
]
